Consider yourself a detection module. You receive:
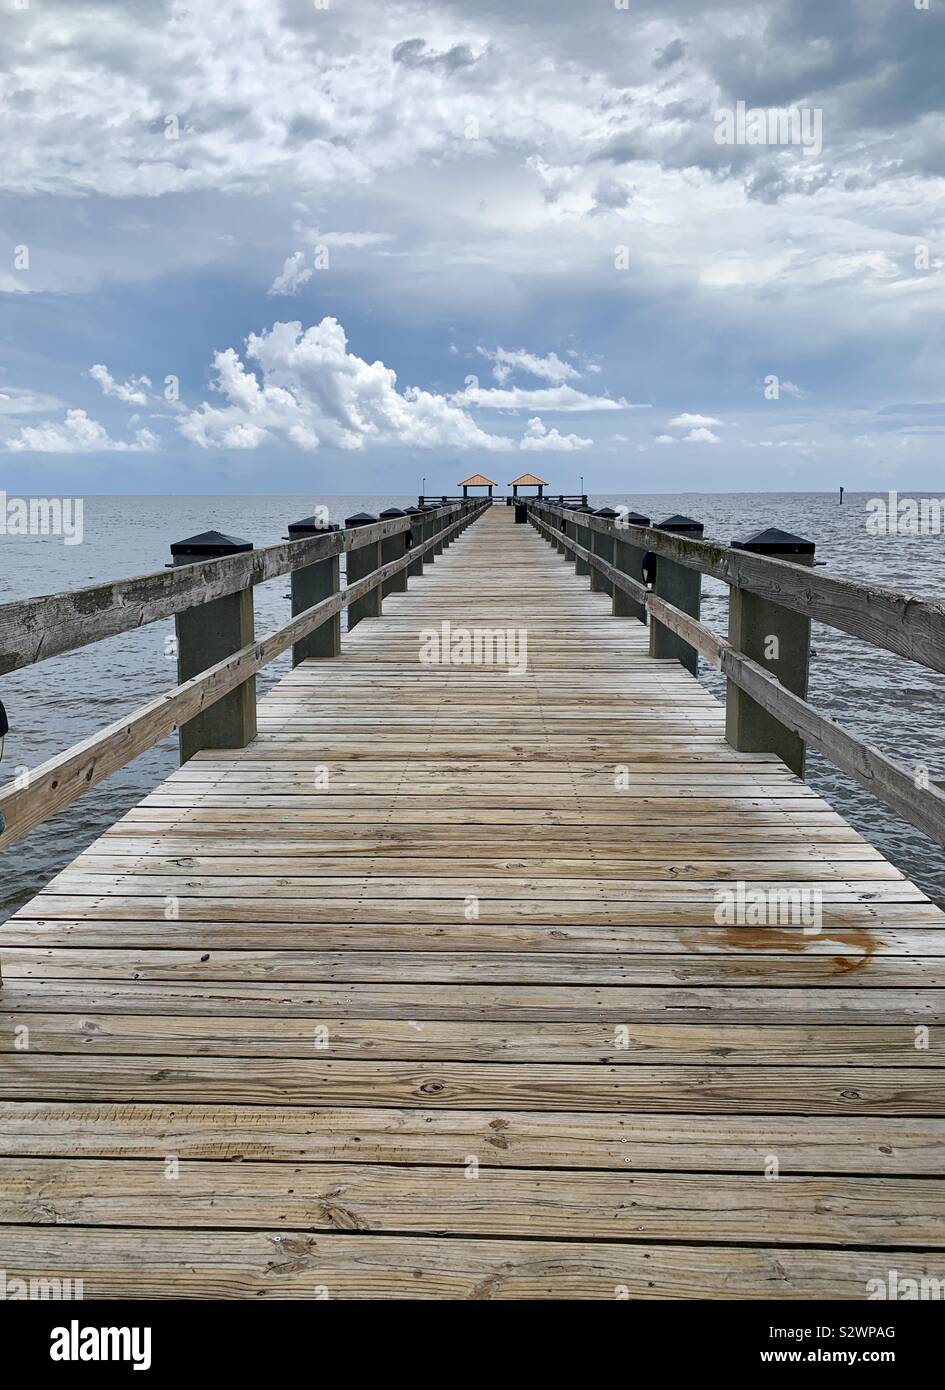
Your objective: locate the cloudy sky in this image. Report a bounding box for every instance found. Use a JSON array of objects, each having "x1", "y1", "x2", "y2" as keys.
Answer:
[{"x1": 1, "y1": 0, "x2": 944, "y2": 494}]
